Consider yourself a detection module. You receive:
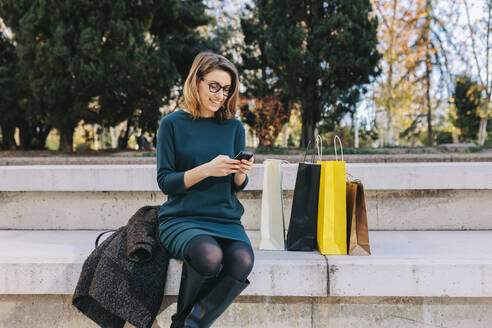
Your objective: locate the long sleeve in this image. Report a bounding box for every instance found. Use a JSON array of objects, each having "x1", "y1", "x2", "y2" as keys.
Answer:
[
  {"x1": 156, "y1": 117, "x2": 187, "y2": 196},
  {"x1": 232, "y1": 122, "x2": 249, "y2": 193}
]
